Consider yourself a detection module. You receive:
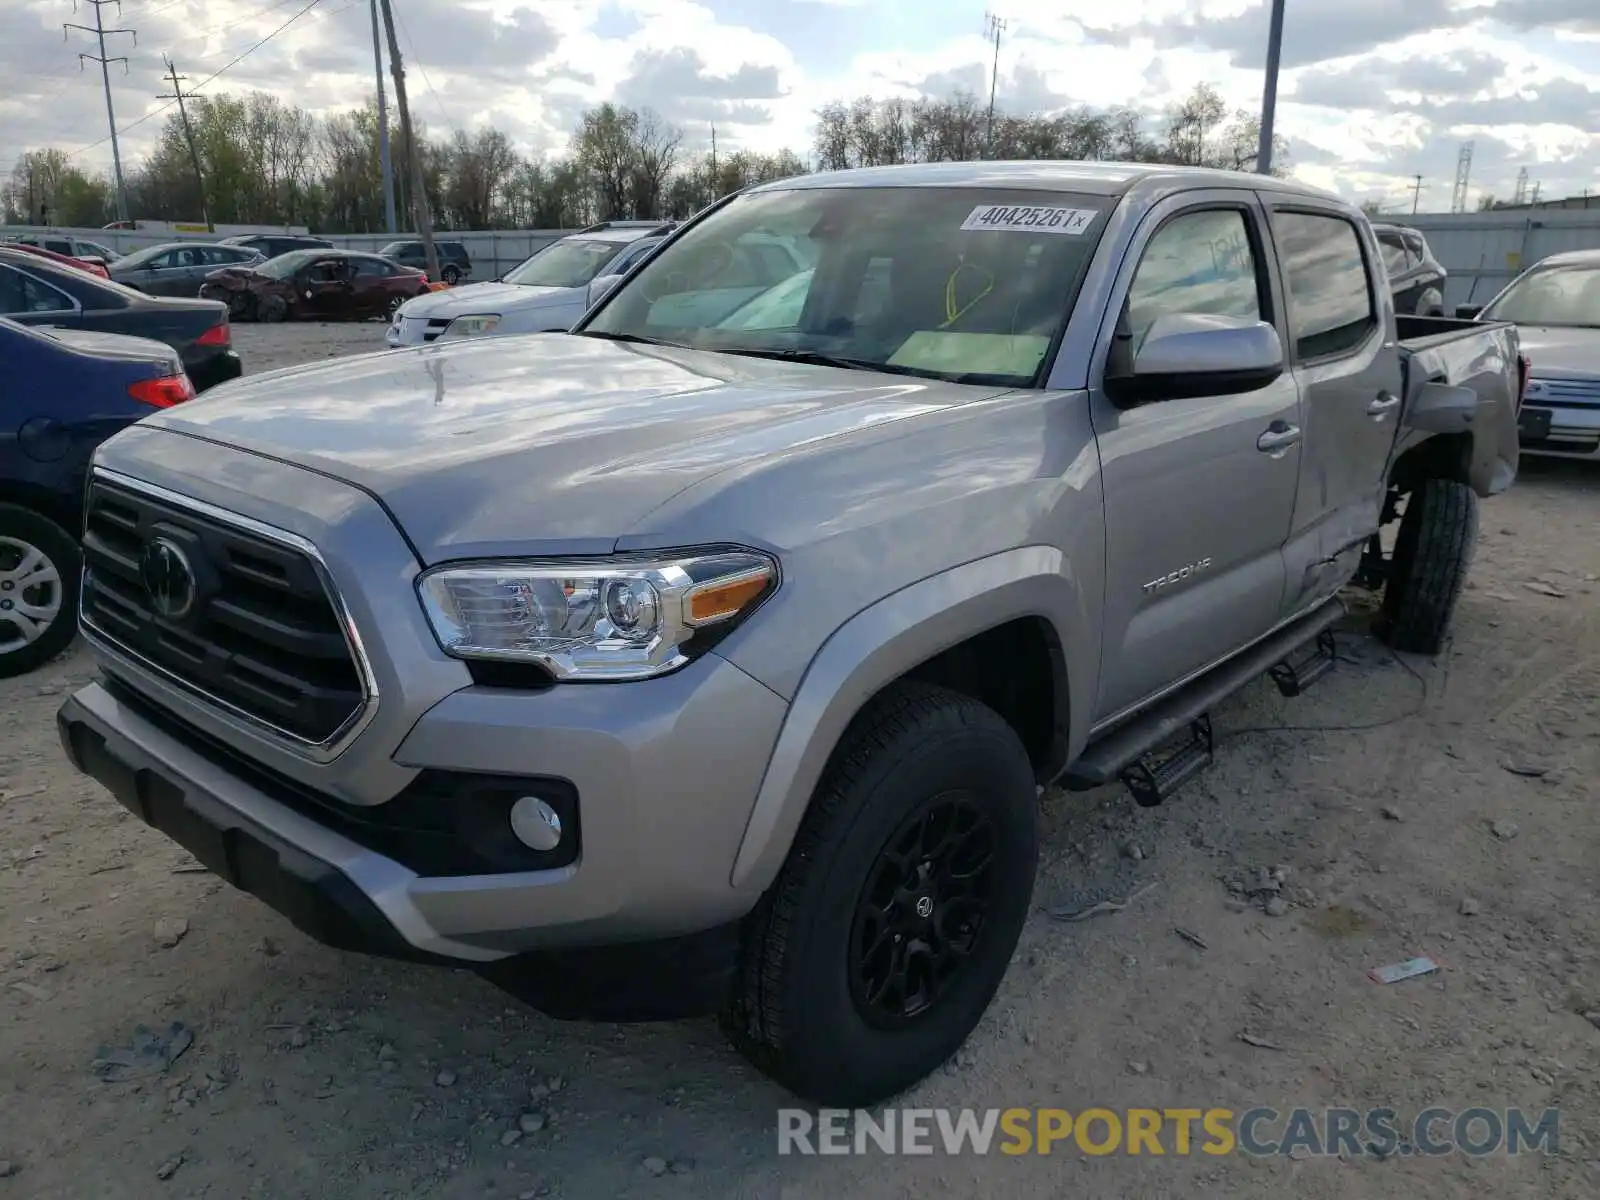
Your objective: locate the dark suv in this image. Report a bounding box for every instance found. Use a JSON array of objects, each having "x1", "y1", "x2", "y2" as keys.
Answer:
[
  {"x1": 380, "y1": 240, "x2": 473, "y2": 285},
  {"x1": 219, "y1": 233, "x2": 334, "y2": 260}
]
